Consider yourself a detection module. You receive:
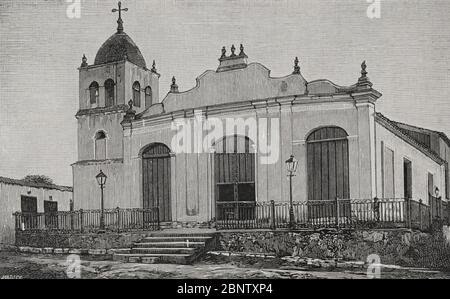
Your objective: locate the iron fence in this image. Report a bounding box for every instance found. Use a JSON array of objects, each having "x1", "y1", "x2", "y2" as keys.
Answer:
[
  {"x1": 216, "y1": 197, "x2": 448, "y2": 231},
  {"x1": 14, "y1": 197, "x2": 449, "y2": 233},
  {"x1": 14, "y1": 207, "x2": 160, "y2": 233}
]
